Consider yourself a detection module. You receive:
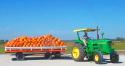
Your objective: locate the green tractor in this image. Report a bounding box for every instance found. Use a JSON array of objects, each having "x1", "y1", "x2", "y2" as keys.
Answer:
[{"x1": 71, "y1": 28, "x2": 119, "y2": 64}]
